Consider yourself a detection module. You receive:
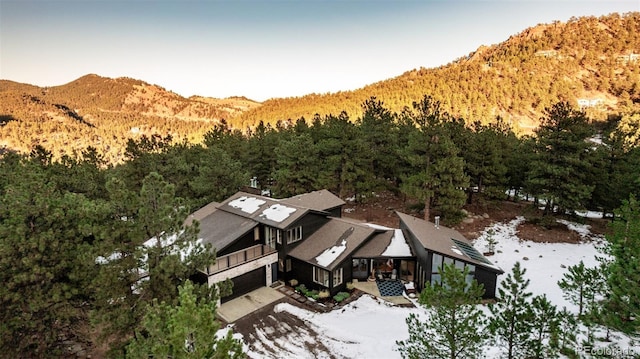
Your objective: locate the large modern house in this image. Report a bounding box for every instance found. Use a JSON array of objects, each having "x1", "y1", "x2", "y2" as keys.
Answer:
[{"x1": 192, "y1": 190, "x2": 503, "y2": 302}]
